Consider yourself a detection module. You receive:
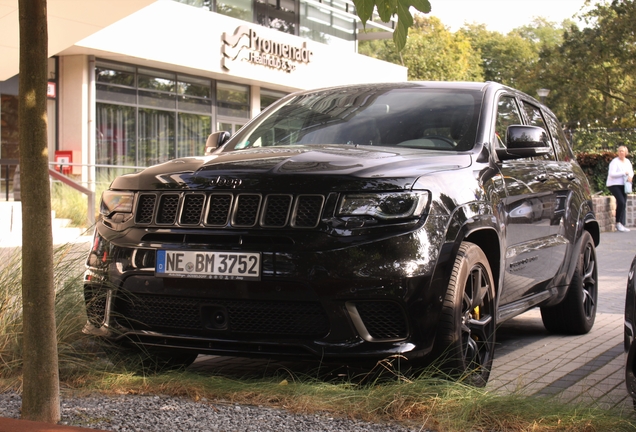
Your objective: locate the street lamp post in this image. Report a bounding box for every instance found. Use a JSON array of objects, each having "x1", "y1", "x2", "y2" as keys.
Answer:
[{"x1": 537, "y1": 88, "x2": 550, "y2": 104}]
